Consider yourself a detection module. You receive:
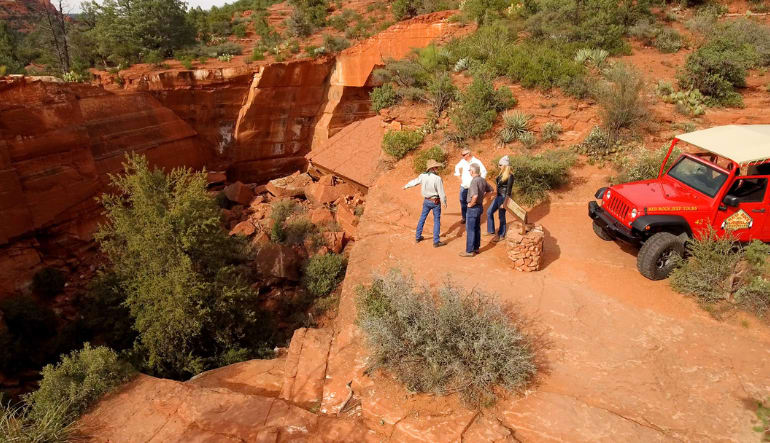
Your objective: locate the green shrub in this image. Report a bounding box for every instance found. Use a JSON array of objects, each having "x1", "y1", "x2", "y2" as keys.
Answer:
[
  {"x1": 670, "y1": 229, "x2": 741, "y2": 305},
  {"x1": 370, "y1": 84, "x2": 400, "y2": 111},
  {"x1": 508, "y1": 150, "x2": 575, "y2": 205},
  {"x1": 541, "y1": 121, "x2": 562, "y2": 142},
  {"x1": 573, "y1": 126, "x2": 622, "y2": 162},
  {"x1": 143, "y1": 50, "x2": 164, "y2": 66},
  {"x1": 755, "y1": 398, "x2": 770, "y2": 440},
  {"x1": 426, "y1": 72, "x2": 457, "y2": 114},
  {"x1": 412, "y1": 145, "x2": 447, "y2": 174},
  {"x1": 356, "y1": 269, "x2": 536, "y2": 407},
  {"x1": 27, "y1": 344, "x2": 134, "y2": 421},
  {"x1": 1, "y1": 344, "x2": 132, "y2": 442},
  {"x1": 79, "y1": 272, "x2": 137, "y2": 352},
  {"x1": 322, "y1": 34, "x2": 350, "y2": 52},
  {"x1": 328, "y1": 9, "x2": 360, "y2": 31},
  {"x1": 251, "y1": 48, "x2": 266, "y2": 61},
  {"x1": 270, "y1": 199, "x2": 301, "y2": 242},
  {"x1": 498, "y1": 111, "x2": 532, "y2": 144},
  {"x1": 507, "y1": 41, "x2": 587, "y2": 91},
  {"x1": 382, "y1": 129, "x2": 424, "y2": 159},
  {"x1": 392, "y1": 0, "x2": 456, "y2": 20},
  {"x1": 630, "y1": 18, "x2": 683, "y2": 53},
  {"x1": 284, "y1": 217, "x2": 316, "y2": 245},
  {"x1": 679, "y1": 43, "x2": 747, "y2": 105},
  {"x1": 32, "y1": 267, "x2": 66, "y2": 299},
  {"x1": 302, "y1": 253, "x2": 347, "y2": 298},
  {"x1": 450, "y1": 76, "x2": 515, "y2": 139},
  {"x1": 232, "y1": 23, "x2": 247, "y2": 37},
  {"x1": 591, "y1": 63, "x2": 649, "y2": 137},
  {"x1": 180, "y1": 57, "x2": 194, "y2": 69},
  {"x1": 96, "y1": 154, "x2": 271, "y2": 379},
  {"x1": 518, "y1": 131, "x2": 537, "y2": 148},
  {"x1": 654, "y1": 27, "x2": 684, "y2": 53},
  {"x1": 611, "y1": 144, "x2": 682, "y2": 184}
]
